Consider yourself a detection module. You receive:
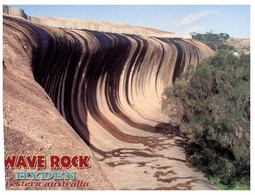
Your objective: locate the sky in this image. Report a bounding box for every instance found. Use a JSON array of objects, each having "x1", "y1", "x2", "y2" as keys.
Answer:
[{"x1": 11, "y1": 5, "x2": 250, "y2": 38}]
